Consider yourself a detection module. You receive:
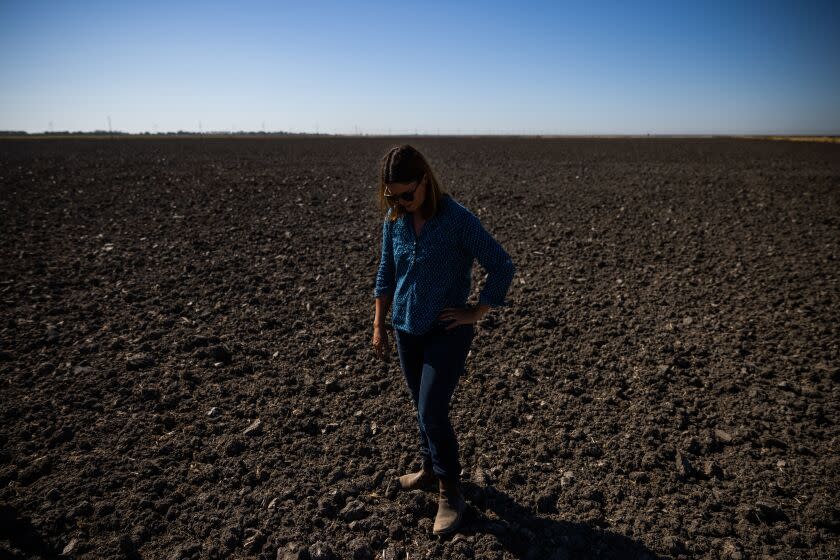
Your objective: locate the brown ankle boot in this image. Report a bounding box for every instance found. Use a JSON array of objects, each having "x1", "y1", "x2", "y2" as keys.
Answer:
[
  {"x1": 433, "y1": 478, "x2": 466, "y2": 535},
  {"x1": 397, "y1": 466, "x2": 436, "y2": 491}
]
